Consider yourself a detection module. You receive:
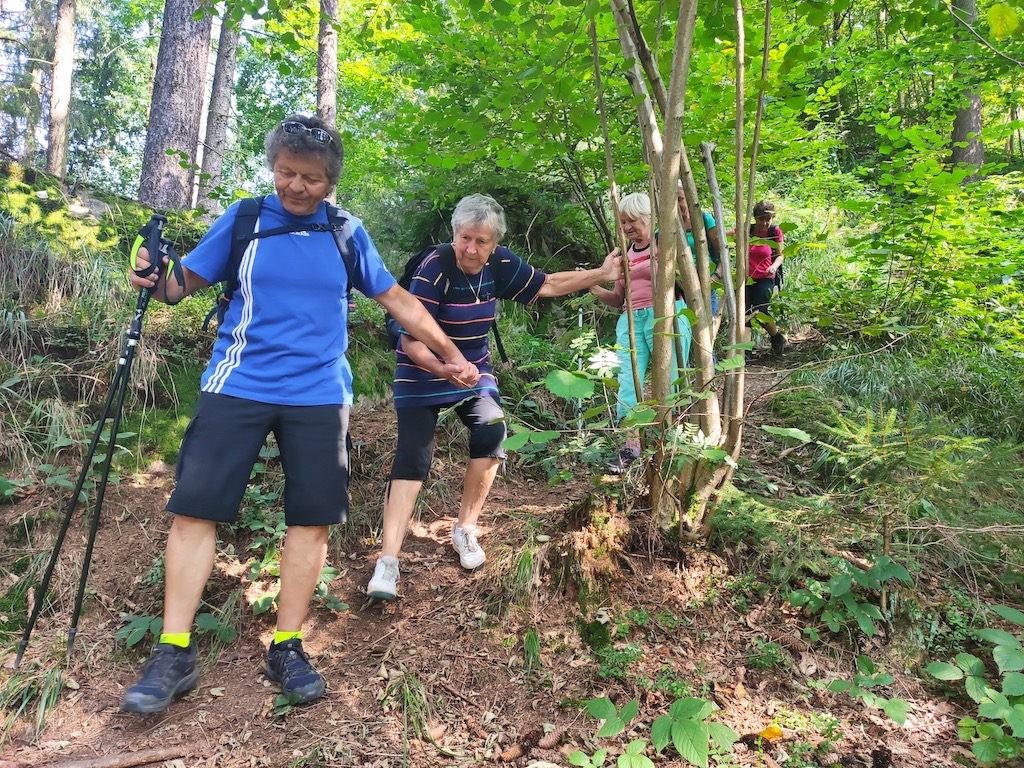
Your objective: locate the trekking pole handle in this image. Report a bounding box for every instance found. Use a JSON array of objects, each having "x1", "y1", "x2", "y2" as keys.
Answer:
[
  {"x1": 128, "y1": 213, "x2": 167, "y2": 339},
  {"x1": 141, "y1": 213, "x2": 168, "y2": 288}
]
